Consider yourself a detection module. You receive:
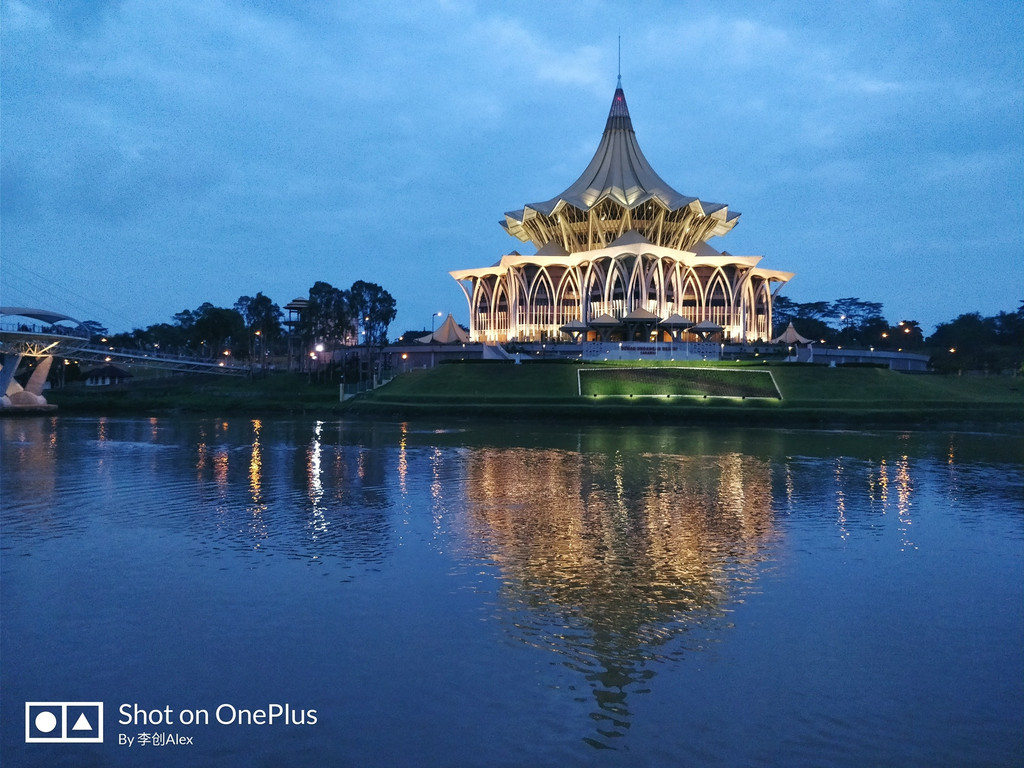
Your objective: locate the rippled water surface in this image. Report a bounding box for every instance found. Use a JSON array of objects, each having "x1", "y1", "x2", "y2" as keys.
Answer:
[{"x1": 2, "y1": 416, "x2": 1022, "y2": 767}]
